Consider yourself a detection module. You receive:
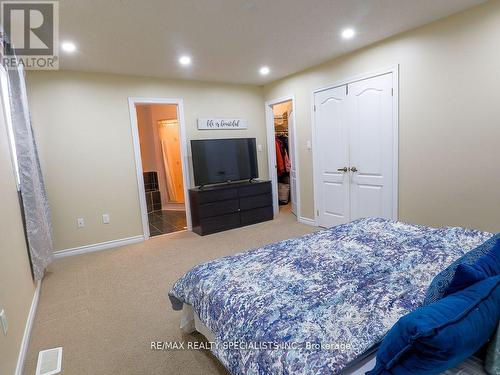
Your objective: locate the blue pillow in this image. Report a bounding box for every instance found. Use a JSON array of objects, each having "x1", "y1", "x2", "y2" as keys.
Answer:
[
  {"x1": 424, "y1": 233, "x2": 500, "y2": 305},
  {"x1": 445, "y1": 239, "x2": 500, "y2": 297},
  {"x1": 367, "y1": 276, "x2": 500, "y2": 375}
]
